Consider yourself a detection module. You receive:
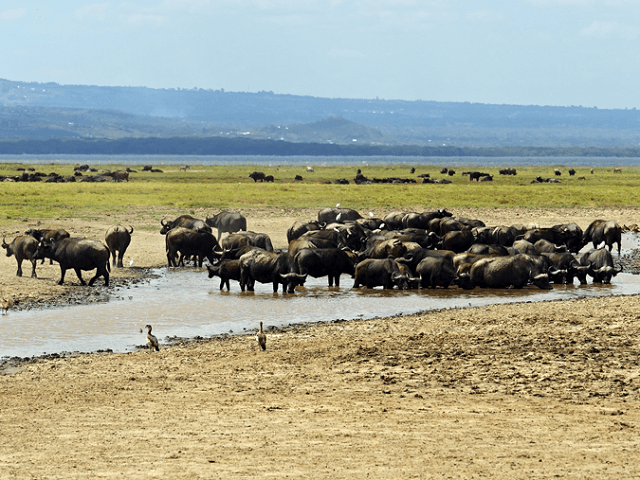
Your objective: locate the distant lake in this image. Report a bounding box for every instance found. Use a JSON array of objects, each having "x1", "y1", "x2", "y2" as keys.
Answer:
[{"x1": 0, "y1": 154, "x2": 639, "y2": 167}]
